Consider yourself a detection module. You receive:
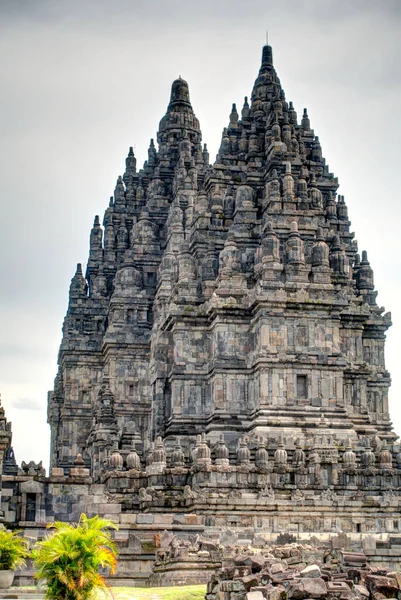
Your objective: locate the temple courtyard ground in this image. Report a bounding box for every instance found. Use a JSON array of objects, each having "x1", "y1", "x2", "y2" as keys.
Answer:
[
  {"x1": 99, "y1": 585, "x2": 206, "y2": 600},
  {"x1": 0, "y1": 585, "x2": 207, "y2": 600}
]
